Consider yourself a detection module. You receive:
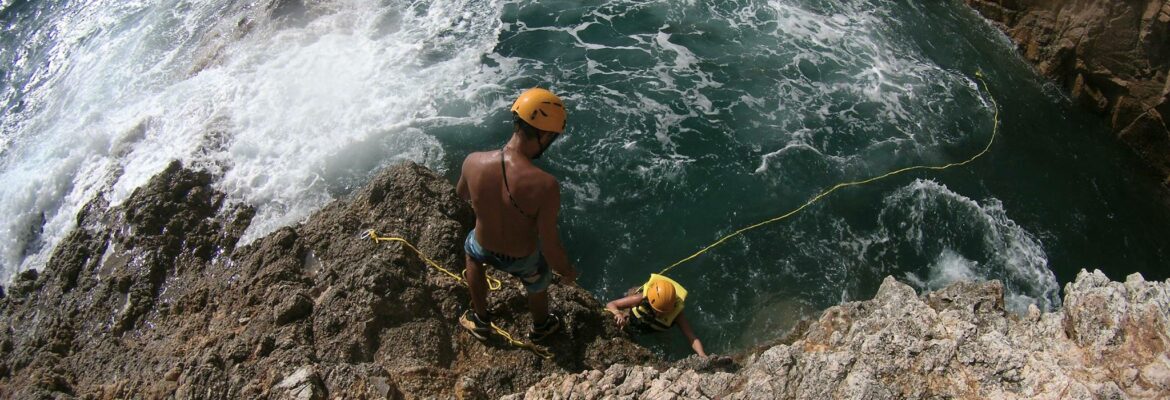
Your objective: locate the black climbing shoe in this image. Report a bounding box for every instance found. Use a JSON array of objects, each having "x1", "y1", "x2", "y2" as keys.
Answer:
[
  {"x1": 528, "y1": 313, "x2": 562, "y2": 341},
  {"x1": 459, "y1": 310, "x2": 492, "y2": 341}
]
